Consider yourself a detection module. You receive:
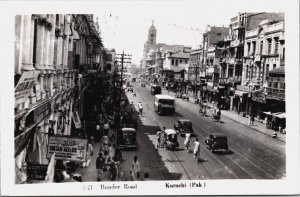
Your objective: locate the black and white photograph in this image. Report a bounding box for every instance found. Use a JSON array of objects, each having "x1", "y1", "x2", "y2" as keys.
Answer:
[{"x1": 0, "y1": 0, "x2": 299, "y2": 196}]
